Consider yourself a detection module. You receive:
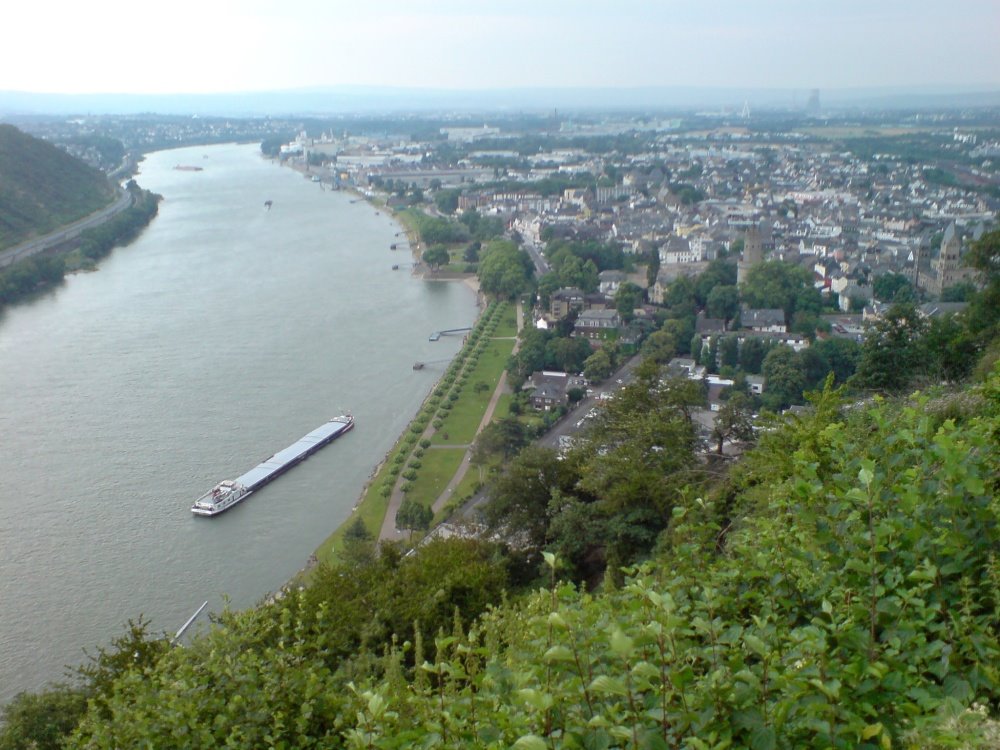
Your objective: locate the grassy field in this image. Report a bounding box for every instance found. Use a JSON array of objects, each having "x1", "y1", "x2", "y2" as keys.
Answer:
[
  {"x1": 404, "y1": 447, "x2": 466, "y2": 508},
  {"x1": 311, "y1": 445, "x2": 399, "y2": 567},
  {"x1": 493, "y1": 392, "x2": 512, "y2": 420},
  {"x1": 432, "y1": 338, "x2": 514, "y2": 445},
  {"x1": 798, "y1": 125, "x2": 934, "y2": 138},
  {"x1": 443, "y1": 245, "x2": 476, "y2": 273},
  {"x1": 434, "y1": 468, "x2": 484, "y2": 524},
  {"x1": 493, "y1": 304, "x2": 518, "y2": 337}
]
